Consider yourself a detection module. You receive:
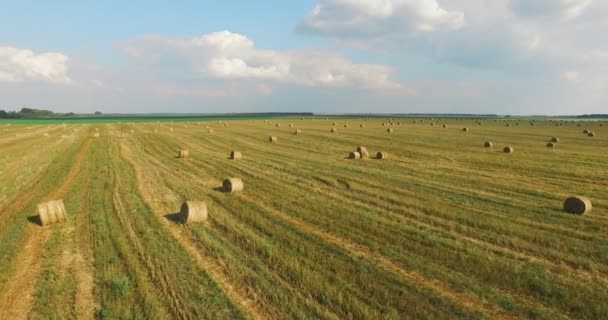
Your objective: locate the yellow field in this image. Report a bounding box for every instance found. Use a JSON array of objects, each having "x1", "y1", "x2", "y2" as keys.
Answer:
[{"x1": 0, "y1": 118, "x2": 606, "y2": 319}]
